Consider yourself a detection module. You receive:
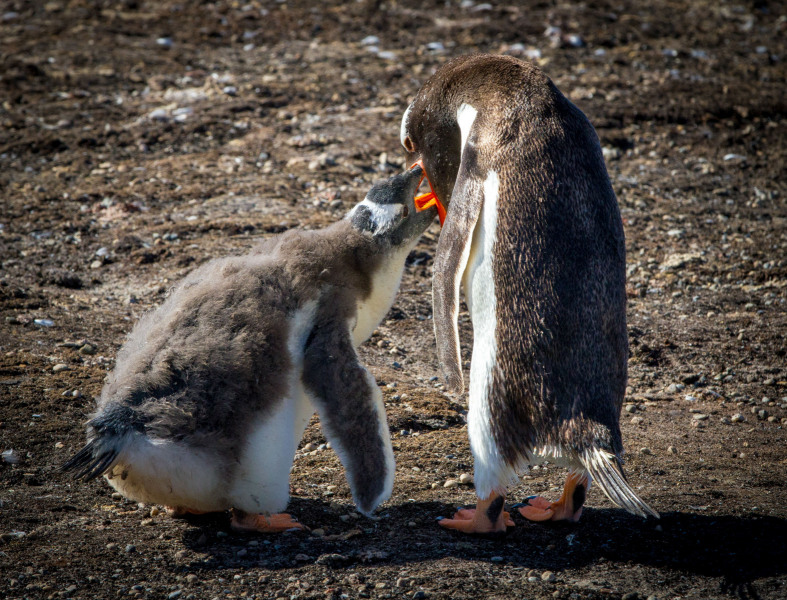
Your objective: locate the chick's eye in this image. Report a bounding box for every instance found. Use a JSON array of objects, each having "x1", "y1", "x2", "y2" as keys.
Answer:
[{"x1": 403, "y1": 136, "x2": 415, "y2": 153}]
